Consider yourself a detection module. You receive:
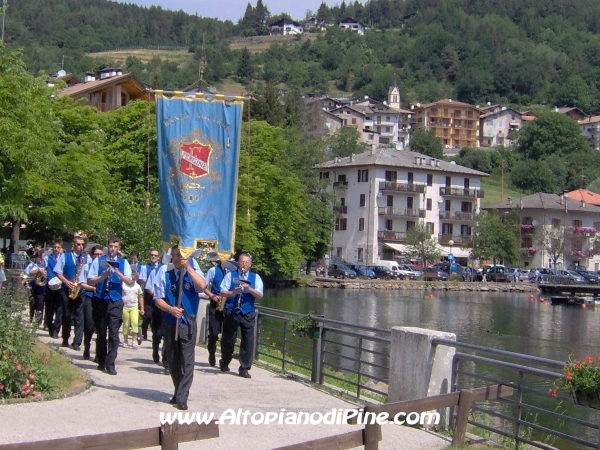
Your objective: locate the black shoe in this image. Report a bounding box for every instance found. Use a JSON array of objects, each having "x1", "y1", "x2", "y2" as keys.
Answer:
[
  {"x1": 83, "y1": 348, "x2": 90, "y2": 360},
  {"x1": 137, "y1": 335, "x2": 142, "y2": 345},
  {"x1": 169, "y1": 396, "x2": 177, "y2": 404},
  {"x1": 106, "y1": 368, "x2": 117, "y2": 376},
  {"x1": 176, "y1": 403, "x2": 188, "y2": 411},
  {"x1": 219, "y1": 360, "x2": 230, "y2": 372},
  {"x1": 93, "y1": 355, "x2": 98, "y2": 363},
  {"x1": 71, "y1": 344, "x2": 81, "y2": 351},
  {"x1": 239, "y1": 369, "x2": 251, "y2": 379},
  {"x1": 52, "y1": 333, "x2": 59, "y2": 339},
  {"x1": 208, "y1": 354, "x2": 216, "y2": 367},
  {"x1": 143, "y1": 334, "x2": 148, "y2": 340},
  {"x1": 97, "y1": 364, "x2": 105, "y2": 372},
  {"x1": 164, "y1": 367, "x2": 170, "y2": 375},
  {"x1": 153, "y1": 354, "x2": 160, "y2": 364},
  {"x1": 61, "y1": 341, "x2": 69, "y2": 348}
]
